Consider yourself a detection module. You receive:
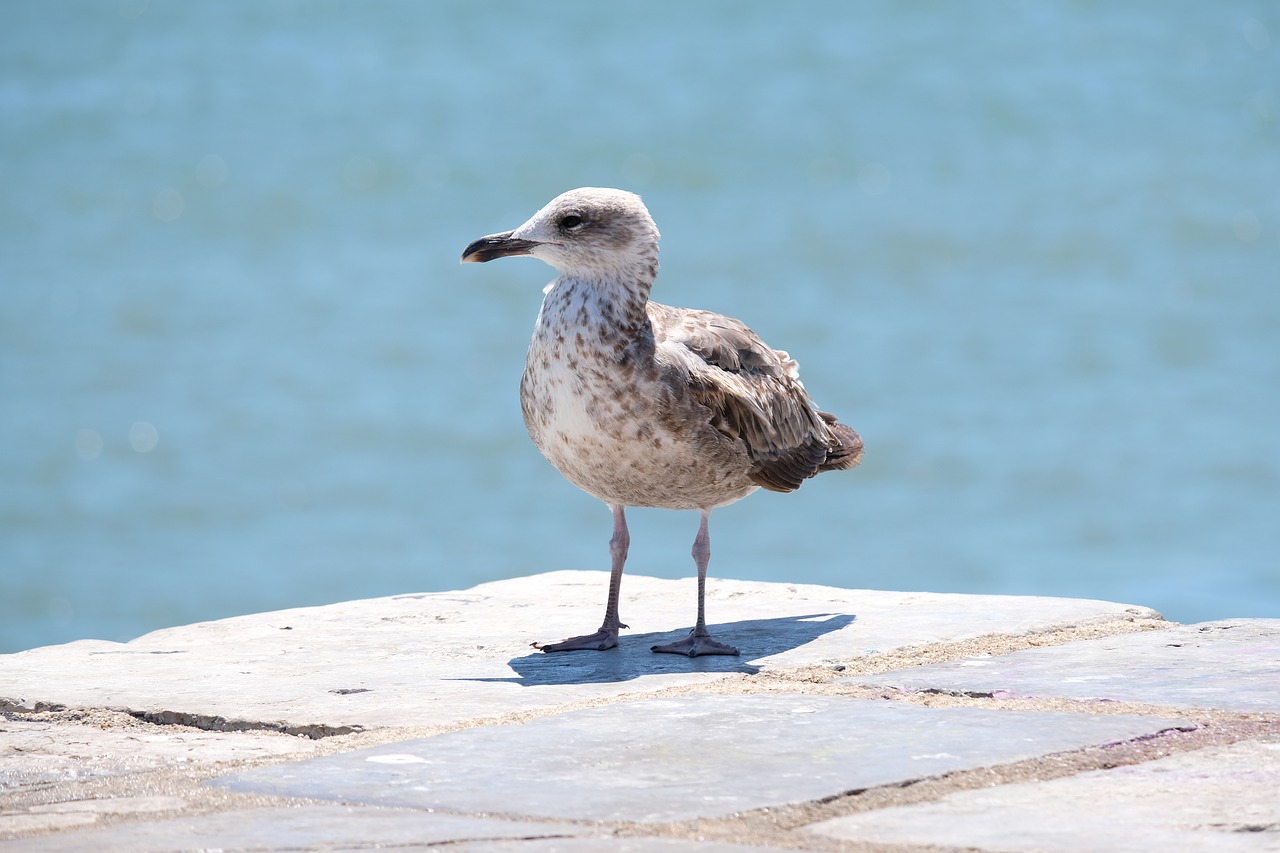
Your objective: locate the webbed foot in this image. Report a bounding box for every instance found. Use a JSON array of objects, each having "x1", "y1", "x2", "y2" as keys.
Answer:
[
  {"x1": 651, "y1": 628, "x2": 739, "y2": 657},
  {"x1": 533, "y1": 623, "x2": 627, "y2": 652}
]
